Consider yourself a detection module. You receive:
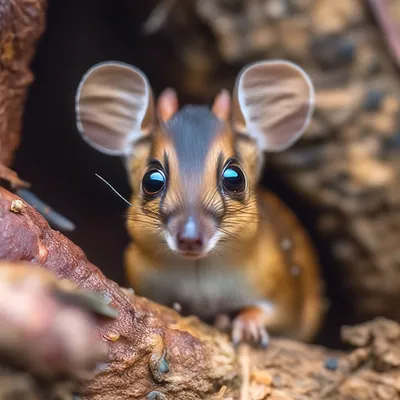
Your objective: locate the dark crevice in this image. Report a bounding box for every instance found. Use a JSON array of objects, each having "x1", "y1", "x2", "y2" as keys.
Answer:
[{"x1": 14, "y1": 0, "x2": 352, "y2": 350}]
